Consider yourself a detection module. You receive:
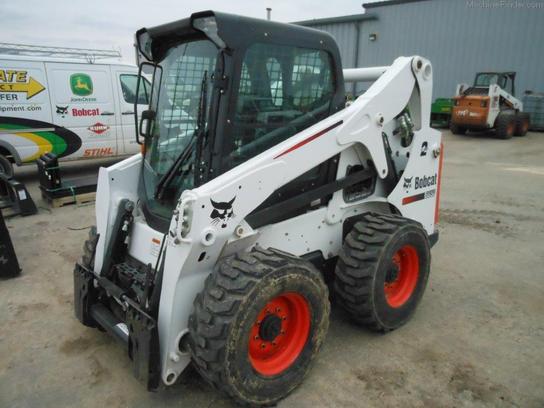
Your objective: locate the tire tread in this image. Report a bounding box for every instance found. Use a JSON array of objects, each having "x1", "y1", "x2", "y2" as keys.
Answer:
[
  {"x1": 189, "y1": 246, "x2": 328, "y2": 405},
  {"x1": 334, "y1": 213, "x2": 423, "y2": 332}
]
